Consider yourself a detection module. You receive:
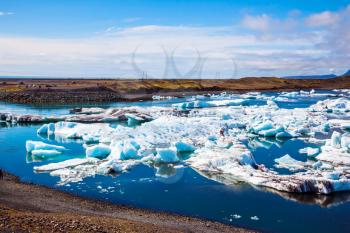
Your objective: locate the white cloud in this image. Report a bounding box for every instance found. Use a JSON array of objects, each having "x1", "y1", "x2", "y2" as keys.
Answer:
[
  {"x1": 306, "y1": 11, "x2": 340, "y2": 27},
  {"x1": 0, "y1": 11, "x2": 13, "y2": 16},
  {"x1": 1, "y1": 5, "x2": 350, "y2": 78},
  {"x1": 242, "y1": 14, "x2": 271, "y2": 31}
]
